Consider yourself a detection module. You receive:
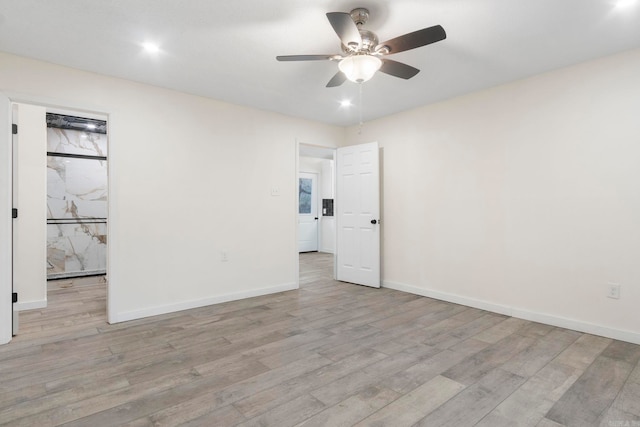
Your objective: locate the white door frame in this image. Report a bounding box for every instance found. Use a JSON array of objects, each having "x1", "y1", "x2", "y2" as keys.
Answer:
[
  {"x1": 294, "y1": 140, "x2": 381, "y2": 289},
  {"x1": 0, "y1": 93, "x2": 12, "y2": 344},
  {"x1": 0, "y1": 92, "x2": 112, "y2": 345}
]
